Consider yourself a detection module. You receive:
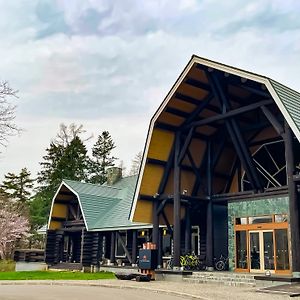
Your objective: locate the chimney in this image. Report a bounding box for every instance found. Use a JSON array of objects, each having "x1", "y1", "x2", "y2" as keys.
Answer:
[{"x1": 107, "y1": 167, "x2": 122, "y2": 185}]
